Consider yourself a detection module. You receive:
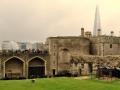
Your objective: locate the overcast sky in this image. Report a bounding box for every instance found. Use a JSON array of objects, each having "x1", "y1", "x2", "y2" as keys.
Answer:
[{"x1": 0, "y1": 0, "x2": 120, "y2": 46}]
